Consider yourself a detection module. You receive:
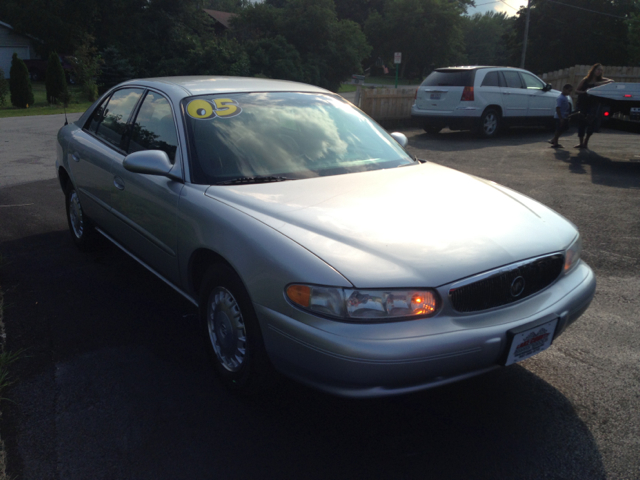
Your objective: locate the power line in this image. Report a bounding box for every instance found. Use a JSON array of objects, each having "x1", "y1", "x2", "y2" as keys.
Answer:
[
  {"x1": 497, "y1": 0, "x2": 520, "y2": 11},
  {"x1": 543, "y1": 0, "x2": 628, "y2": 20}
]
